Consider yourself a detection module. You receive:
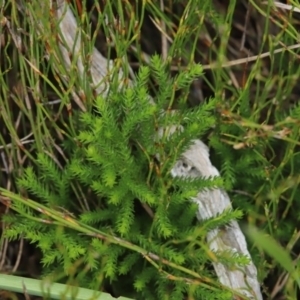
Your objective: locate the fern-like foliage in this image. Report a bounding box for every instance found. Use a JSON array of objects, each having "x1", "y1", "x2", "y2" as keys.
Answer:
[{"x1": 4, "y1": 56, "x2": 246, "y2": 299}]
